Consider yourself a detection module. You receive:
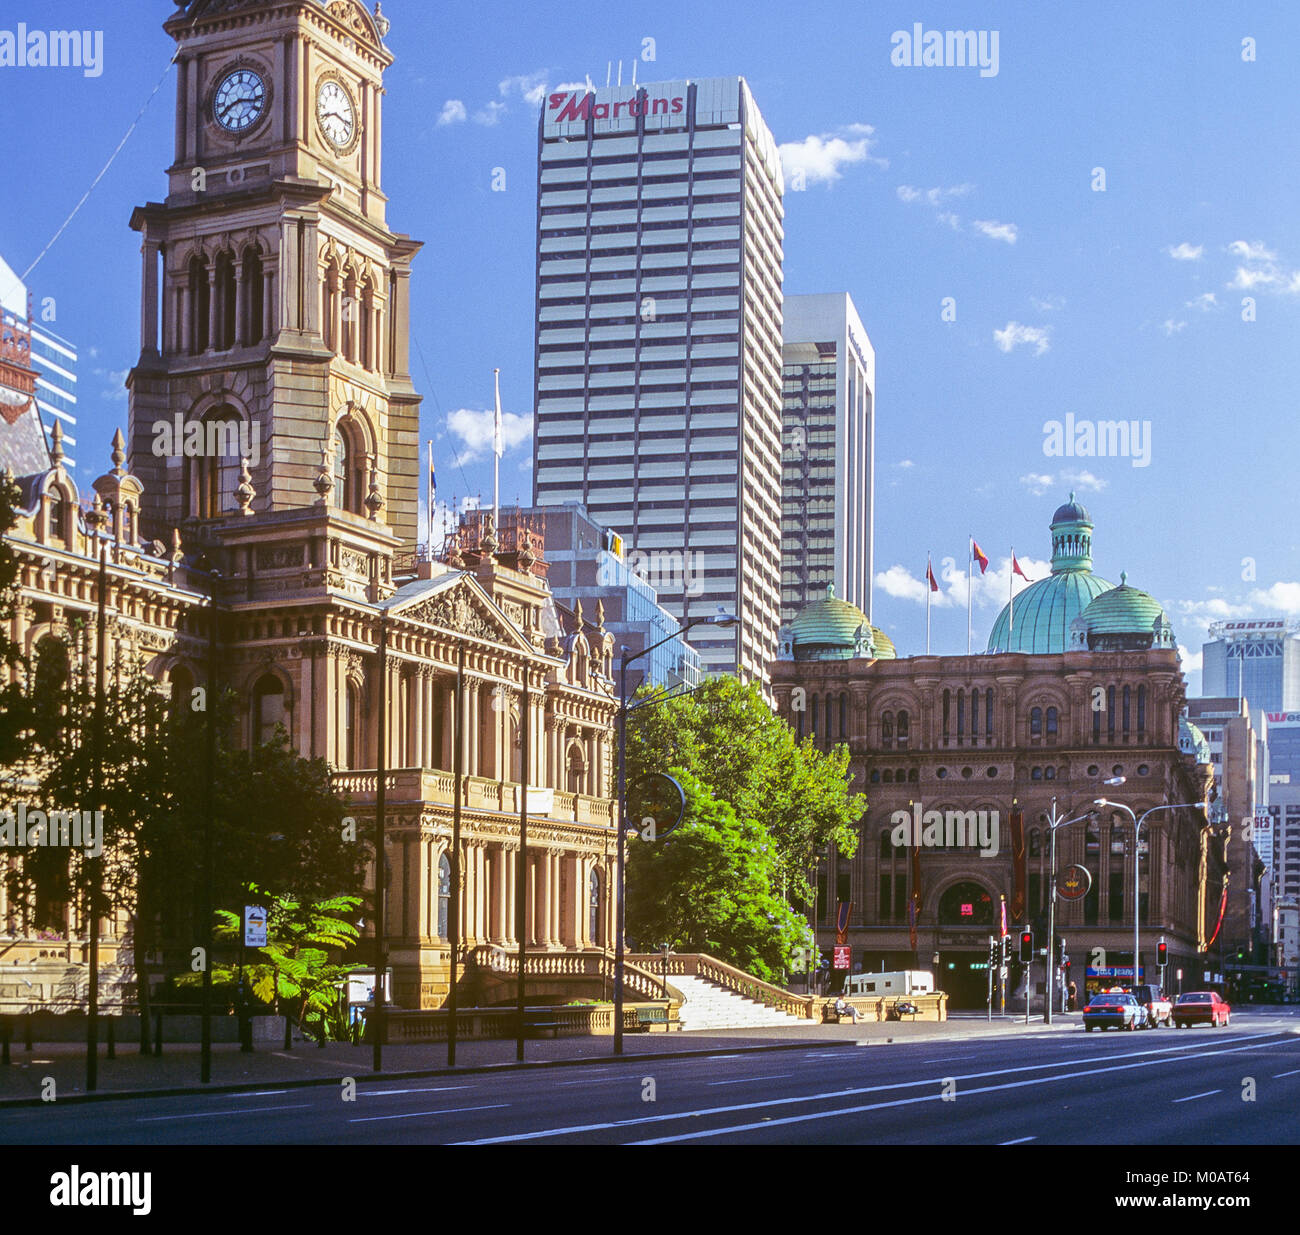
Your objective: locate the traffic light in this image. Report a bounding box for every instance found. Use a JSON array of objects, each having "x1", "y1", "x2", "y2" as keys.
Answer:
[
  {"x1": 1056, "y1": 937, "x2": 1067, "y2": 967},
  {"x1": 1157, "y1": 940, "x2": 1168, "y2": 968},
  {"x1": 1000, "y1": 936, "x2": 1012, "y2": 966},
  {"x1": 1019, "y1": 930, "x2": 1034, "y2": 964}
]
